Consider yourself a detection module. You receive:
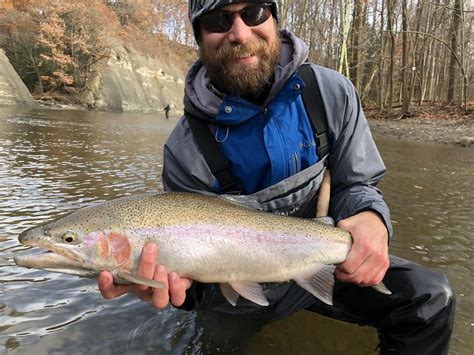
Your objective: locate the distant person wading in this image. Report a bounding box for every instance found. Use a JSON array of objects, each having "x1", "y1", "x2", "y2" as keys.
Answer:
[{"x1": 164, "y1": 104, "x2": 170, "y2": 119}]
